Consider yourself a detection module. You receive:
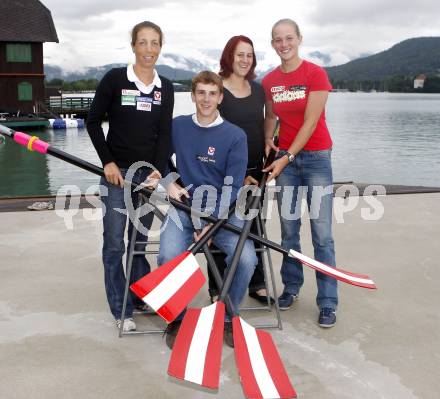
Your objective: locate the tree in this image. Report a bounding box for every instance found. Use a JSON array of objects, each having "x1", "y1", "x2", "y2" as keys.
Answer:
[
  {"x1": 423, "y1": 76, "x2": 440, "y2": 93},
  {"x1": 387, "y1": 76, "x2": 413, "y2": 92},
  {"x1": 46, "y1": 78, "x2": 64, "y2": 87}
]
